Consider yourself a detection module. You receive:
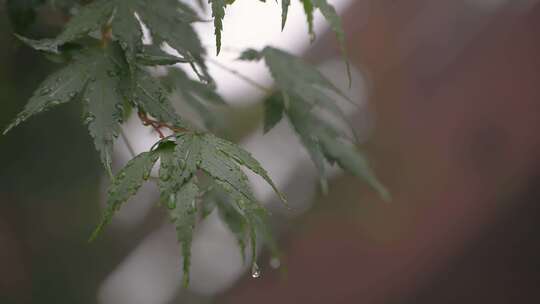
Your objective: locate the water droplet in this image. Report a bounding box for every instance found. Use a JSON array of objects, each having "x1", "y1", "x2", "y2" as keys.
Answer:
[
  {"x1": 269, "y1": 257, "x2": 280, "y2": 269},
  {"x1": 84, "y1": 115, "x2": 95, "y2": 124},
  {"x1": 39, "y1": 87, "x2": 52, "y2": 95},
  {"x1": 251, "y1": 263, "x2": 261, "y2": 279},
  {"x1": 107, "y1": 70, "x2": 117, "y2": 77}
]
